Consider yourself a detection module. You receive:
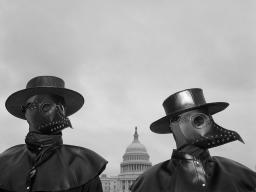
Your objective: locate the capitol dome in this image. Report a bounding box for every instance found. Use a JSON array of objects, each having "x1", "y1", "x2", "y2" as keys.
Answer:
[
  {"x1": 125, "y1": 142, "x2": 147, "y2": 153},
  {"x1": 125, "y1": 130, "x2": 148, "y2": 154},
  {"x1": 120, "y1": 127, "x2": 152, "y2": 176},
  {"x1": 100, "y1": 127, "x2": 152, "y2": 192}
]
